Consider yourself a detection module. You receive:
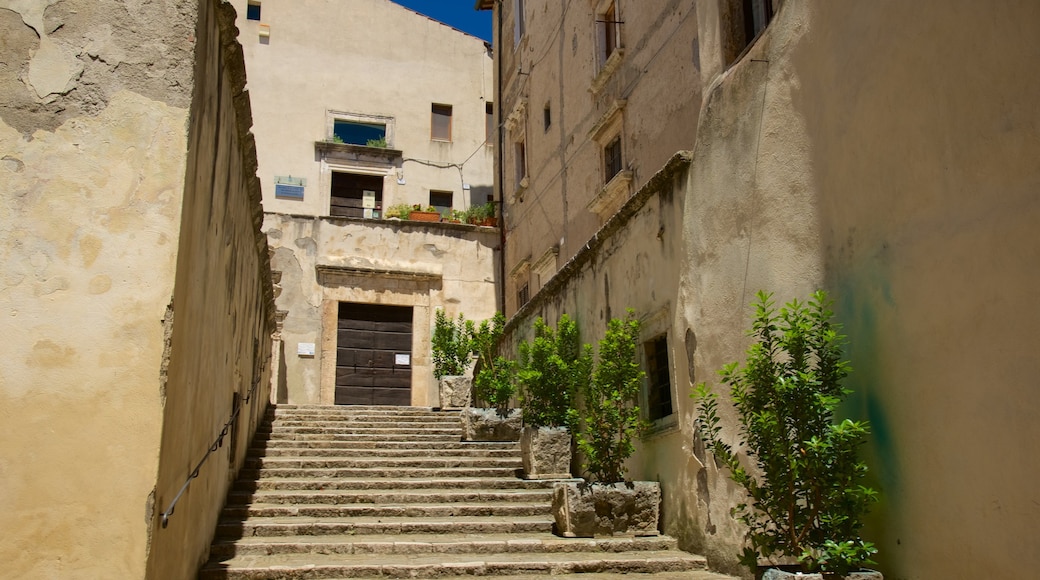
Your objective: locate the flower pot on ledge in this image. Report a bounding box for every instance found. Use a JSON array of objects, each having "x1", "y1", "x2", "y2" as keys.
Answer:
[
  {"x1": 551, "y1": 480, "x2": 660, "y2": 538},
  {"x1": 408, "y1": 210, "x2": 442, "y2": 222}
]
